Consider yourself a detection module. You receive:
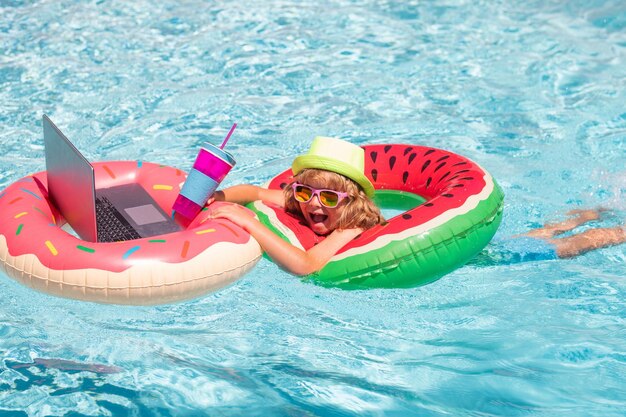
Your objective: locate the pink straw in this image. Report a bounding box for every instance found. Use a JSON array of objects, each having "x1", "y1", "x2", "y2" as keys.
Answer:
[{"x1": 220, "y1": 123, "x2": 237, "y2": 149}]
